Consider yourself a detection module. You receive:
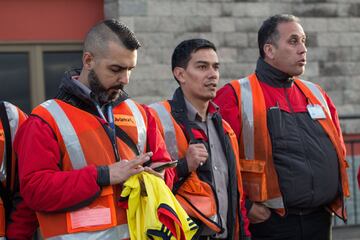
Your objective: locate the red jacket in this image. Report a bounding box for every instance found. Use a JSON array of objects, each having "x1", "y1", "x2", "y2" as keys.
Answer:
[
  {"x1": 215, "y1": 82, "x2": 343, "y2": 149},
  {"x1": 14, "y1": 105, "x2": 174, "y2": 214}
]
